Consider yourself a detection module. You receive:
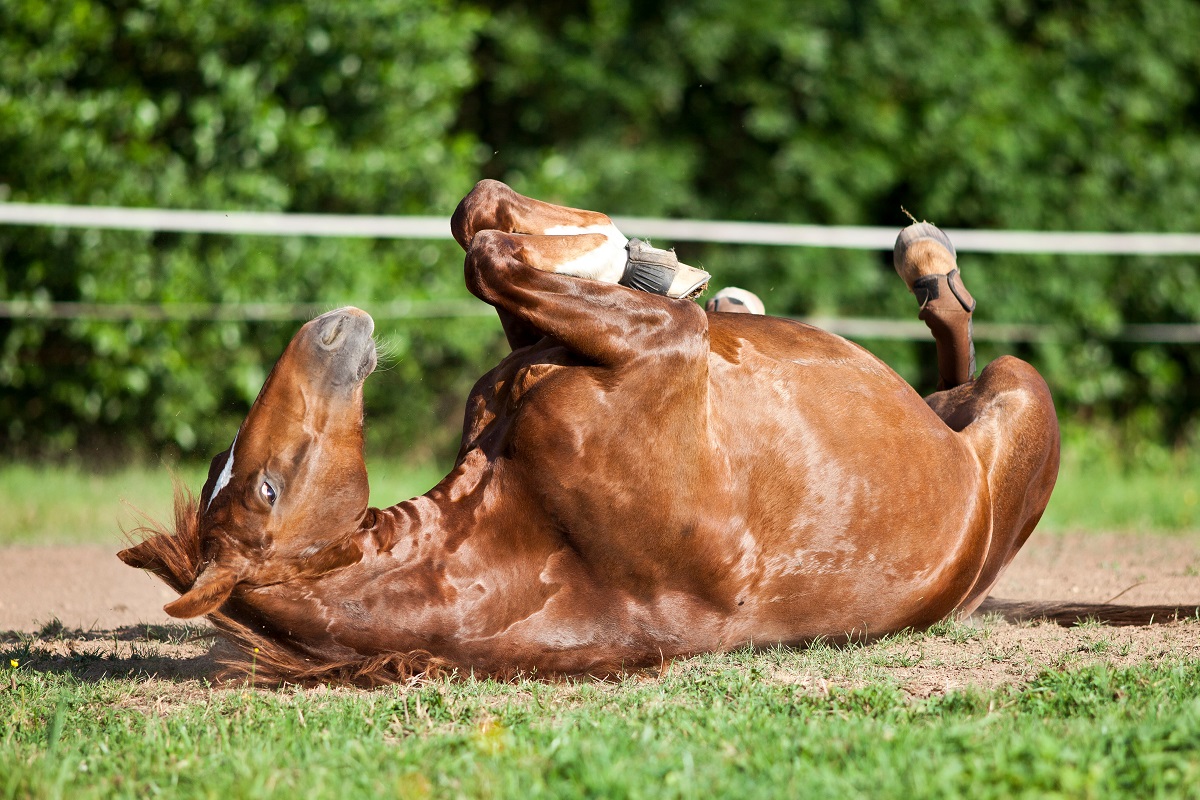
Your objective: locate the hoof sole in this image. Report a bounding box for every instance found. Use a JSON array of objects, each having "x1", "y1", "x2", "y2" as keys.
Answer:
[{"x1": 893, "y1": 222, "x2": 958, "y2": 289}]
